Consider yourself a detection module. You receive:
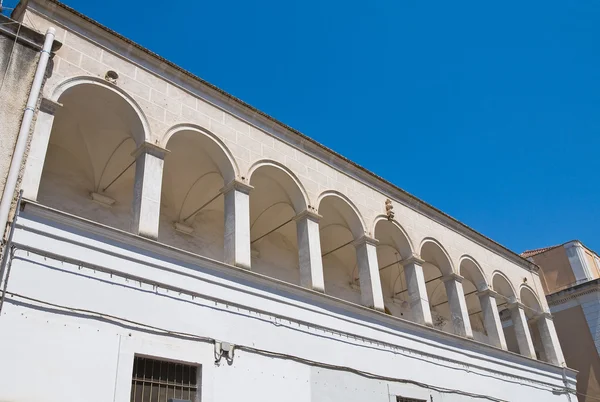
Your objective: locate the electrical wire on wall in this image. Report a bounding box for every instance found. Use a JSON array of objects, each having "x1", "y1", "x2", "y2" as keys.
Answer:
[
  {"x1": 0, "y1": 200, "x2": 578, "y2": 402},
  {"x1": 0, "y1": 242, "x2": 580, "y2": 402},
  {"x1": 4, "y1": 290, "x2": 513, "y2": 402},
  {"x1": 0, "y1": 16, "x2": 22, "y2": 96}
]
